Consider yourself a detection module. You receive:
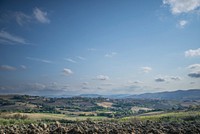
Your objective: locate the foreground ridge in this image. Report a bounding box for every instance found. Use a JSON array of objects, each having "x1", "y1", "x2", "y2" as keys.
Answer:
[{"x1": 1, "y1": 120, "x2": 200, "y2": 134}]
